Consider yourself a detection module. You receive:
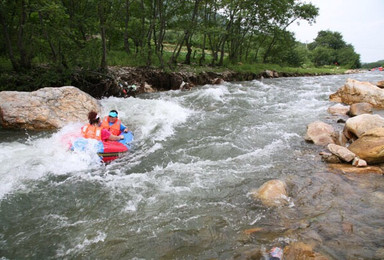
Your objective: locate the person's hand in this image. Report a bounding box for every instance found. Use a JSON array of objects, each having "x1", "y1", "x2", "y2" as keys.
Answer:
[
  {"x1": 119, "y1": 135, "x2": 124, "y2": 140},
  {"x1": 124, "y1": 128, "x2": 128, "y2": 133}
]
